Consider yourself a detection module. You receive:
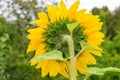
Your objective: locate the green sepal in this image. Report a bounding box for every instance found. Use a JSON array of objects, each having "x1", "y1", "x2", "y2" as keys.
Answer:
[
  {"x1": 88, "y1": 67, "x2": 120, "y2": 75},
  {"x1": 33, "y1": 50, "x2": 67, "y2": 62},
  {"x1": 80, "y1": 41, "x2": 103, "y2": 52},
  {"x1": 67, "y1": 22, "x2": 79, "y2": 33}
]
